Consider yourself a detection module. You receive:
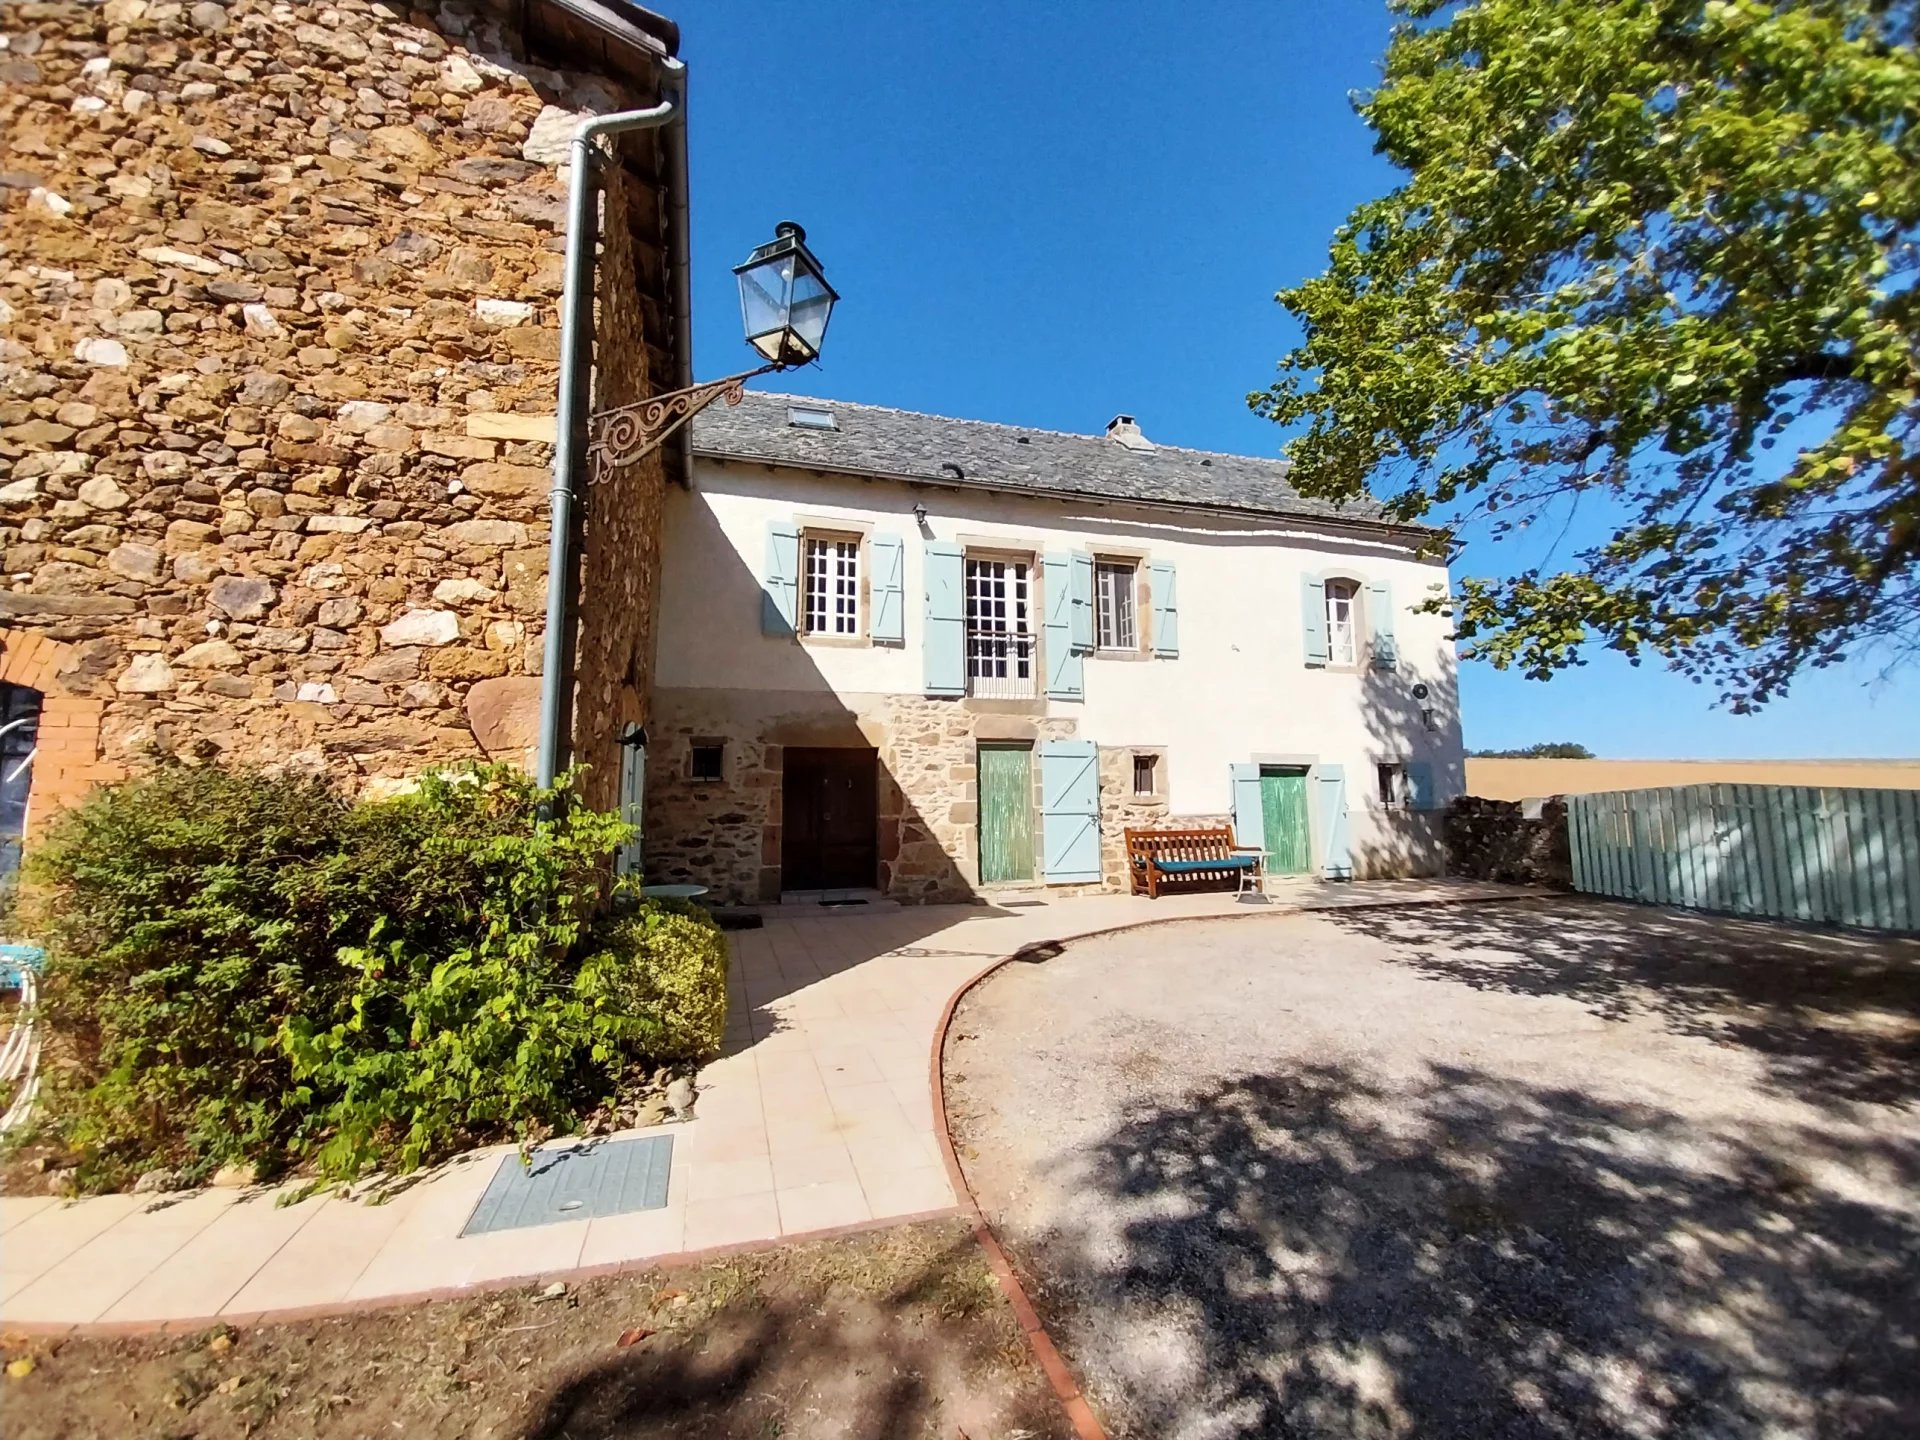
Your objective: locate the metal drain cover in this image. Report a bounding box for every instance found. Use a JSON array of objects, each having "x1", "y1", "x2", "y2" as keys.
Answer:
[{"x1": 462, "y1": 1134, "x2": 673, "y2": 1236}]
